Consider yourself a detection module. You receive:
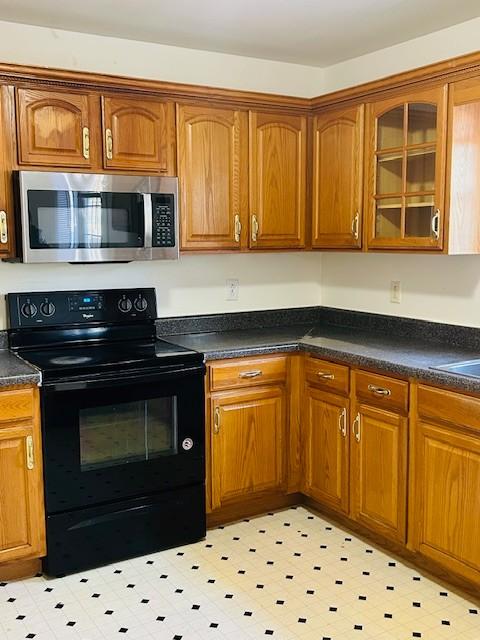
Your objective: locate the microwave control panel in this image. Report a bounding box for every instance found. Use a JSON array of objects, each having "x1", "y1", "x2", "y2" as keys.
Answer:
[{"x1": 152, "y1": 194, "x2": 176, "y2": 248}]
